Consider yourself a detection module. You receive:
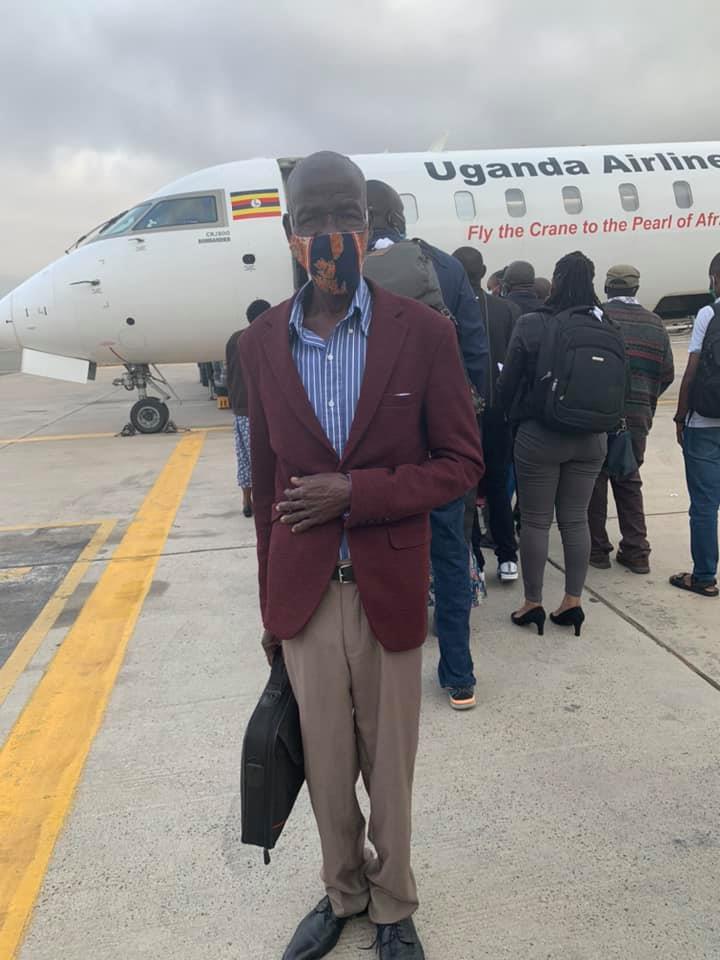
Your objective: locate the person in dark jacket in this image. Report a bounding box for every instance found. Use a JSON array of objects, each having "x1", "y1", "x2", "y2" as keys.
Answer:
[
  {"x1": 588, "y1": 265, "x2": 674, "y2": 573},
  {"x1": 502, "y1": 260, "x2": 547, "y2": 322},
  {"x1": 453, "y1": 246, "x2": 519, "y2": 581},
  {"x1": 534, "y1": 276, "x2": 551, "y2": 302},
  {"x1": 366, "y1": 181, "x2": 488, "y2": 398},
  {"x1": 496, "y1": 251, "x2": 608, "y2": 638},
  {"x1": 367, "y1": 179, "x2": 487, "y2": 711},
  {"x1": 226, "y1": 298, "x2": 271, "y2": 517},
  {"x1": 488, "y1": 268, "x2": 506, "y2": 297}
]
